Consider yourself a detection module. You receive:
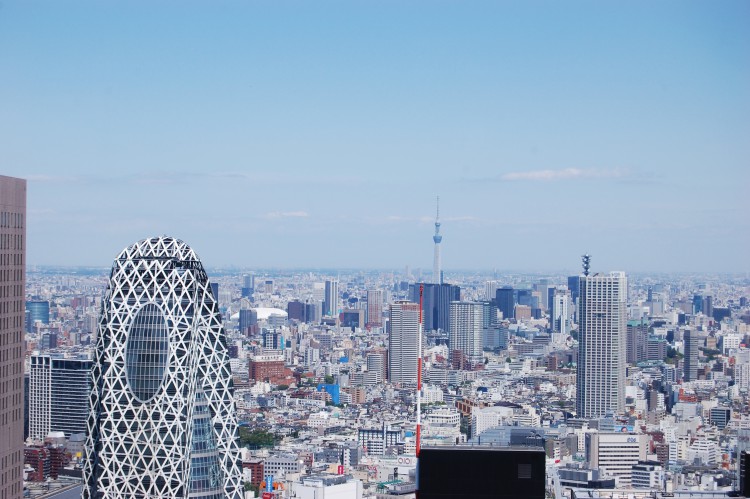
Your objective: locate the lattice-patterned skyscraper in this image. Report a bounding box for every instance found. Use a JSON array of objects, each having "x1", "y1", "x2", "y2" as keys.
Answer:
[{"x1": 83, "y1": 237, "x2": 242, "y2": 499}]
